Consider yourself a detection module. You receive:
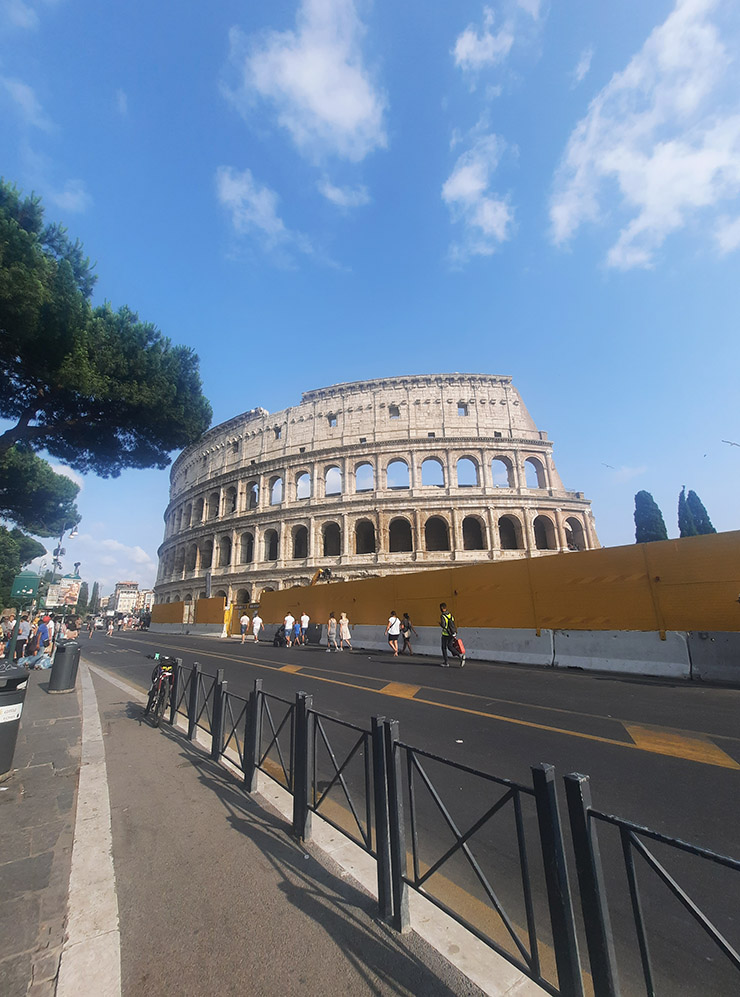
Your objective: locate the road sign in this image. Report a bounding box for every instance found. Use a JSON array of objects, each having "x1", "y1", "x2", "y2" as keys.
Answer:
[{"x1": 10, "y1": 573, "x2": 40, "y2": 600}]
